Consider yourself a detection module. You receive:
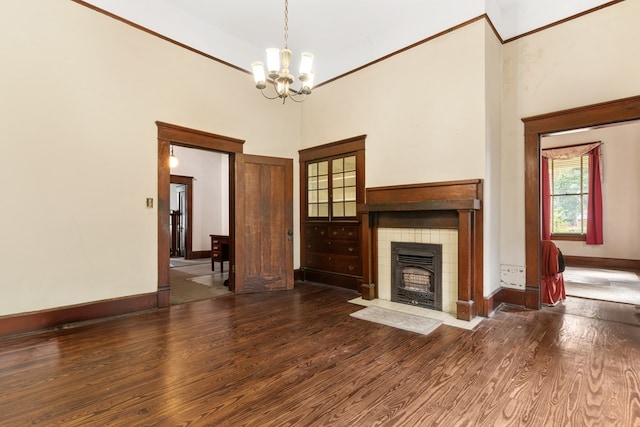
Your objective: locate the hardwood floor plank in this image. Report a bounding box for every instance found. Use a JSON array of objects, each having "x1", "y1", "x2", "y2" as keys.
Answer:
[{"x1": 0, "y1": 284, "x2": 639, "y2": 426}]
